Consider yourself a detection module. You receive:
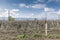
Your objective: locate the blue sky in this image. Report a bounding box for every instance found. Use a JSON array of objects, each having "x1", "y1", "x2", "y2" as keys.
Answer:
[{"x1": 0, "y1": 0, "x2": 60, "y2": 20}]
